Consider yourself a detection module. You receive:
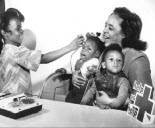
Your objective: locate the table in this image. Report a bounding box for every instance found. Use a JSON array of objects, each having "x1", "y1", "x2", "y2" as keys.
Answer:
[{"x1": 0, "y1": 98, "x2": 154, "y2": 127}]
